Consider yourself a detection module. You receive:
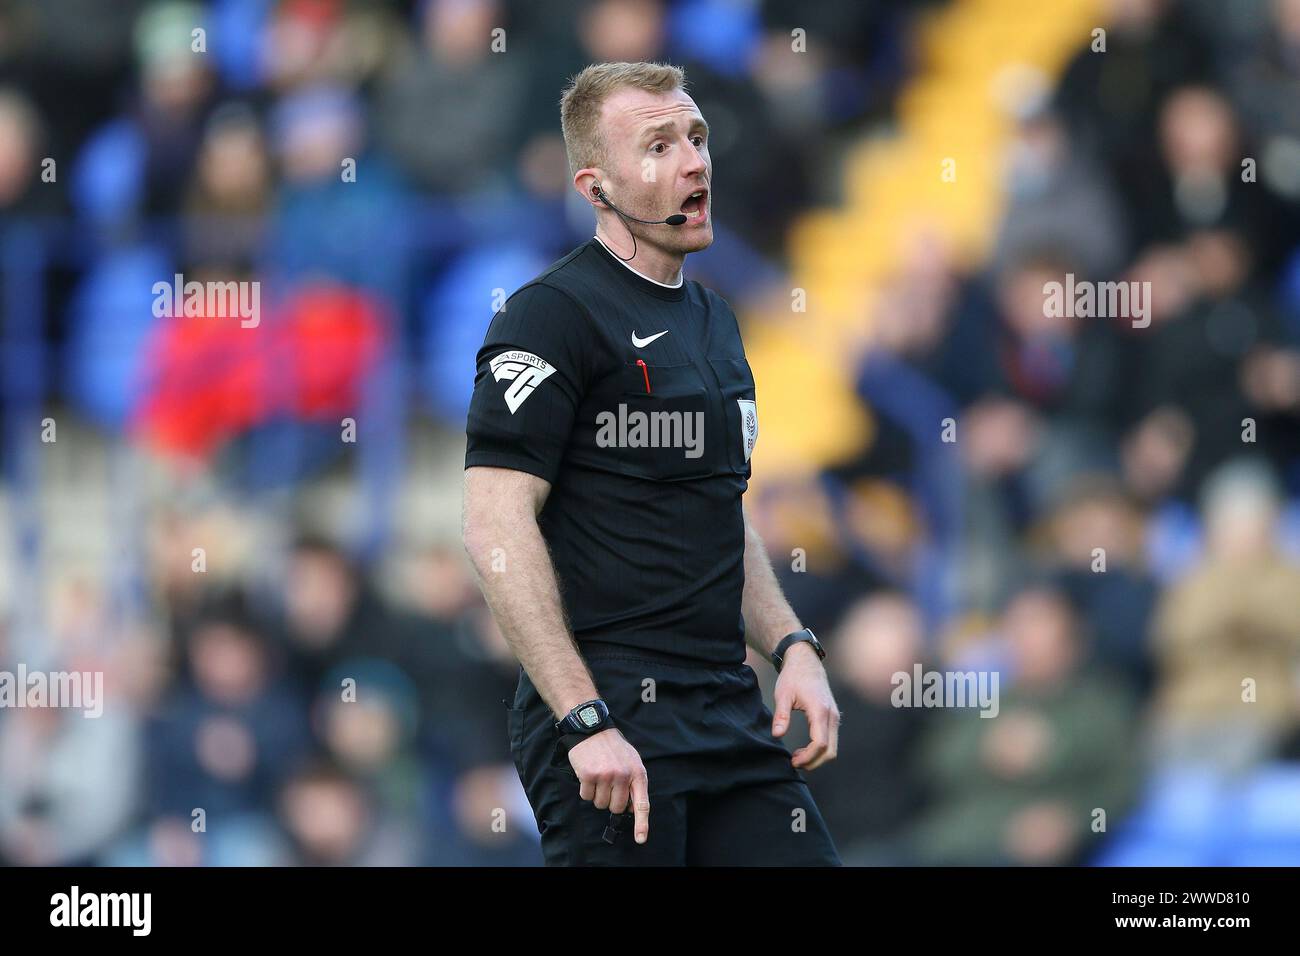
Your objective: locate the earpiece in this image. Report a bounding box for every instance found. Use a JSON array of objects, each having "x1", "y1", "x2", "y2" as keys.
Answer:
[{"x1": 589, "y1": 182, "x2": 687, "y2": 261}]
